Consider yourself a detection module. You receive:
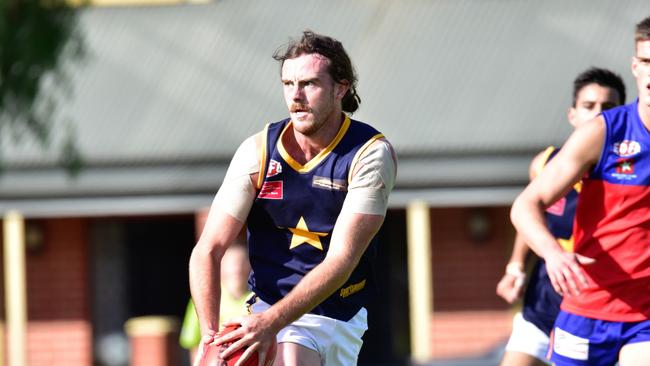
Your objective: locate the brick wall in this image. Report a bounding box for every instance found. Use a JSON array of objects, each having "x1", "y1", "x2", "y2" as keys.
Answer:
[
  {"x1": 27, "y1": 320, "x2": 91, "y2": 365},
  {"x1": 1, "y1": 218, "x2": 92, "y2": 366},
  {"x1": 125, "y1": 316, "x2": 181, "y2": 366},
  {"x1": 431, "y1": 310, "x2": 514, "y2": 359},
  {"x1": 429, "y1": 207, "x2": 514, "y2": 359}
]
